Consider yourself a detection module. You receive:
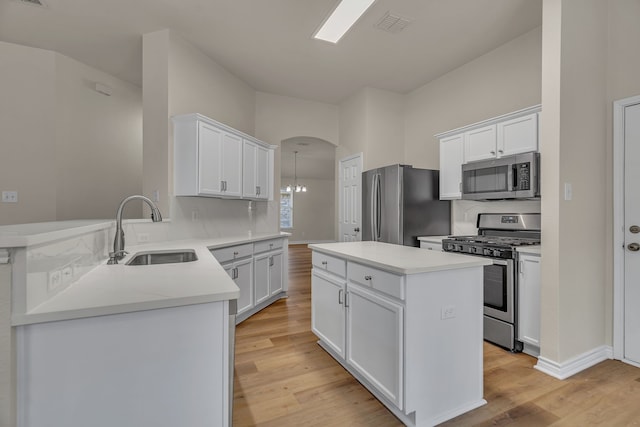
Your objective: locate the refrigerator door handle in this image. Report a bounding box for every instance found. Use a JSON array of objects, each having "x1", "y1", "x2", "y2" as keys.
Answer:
[
  {"x1": 371, "y1": 173, "x2": 377, "y2": 241},
  {"x1": 375, "y1": 173, "x2": 382, "y2": 240}
]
